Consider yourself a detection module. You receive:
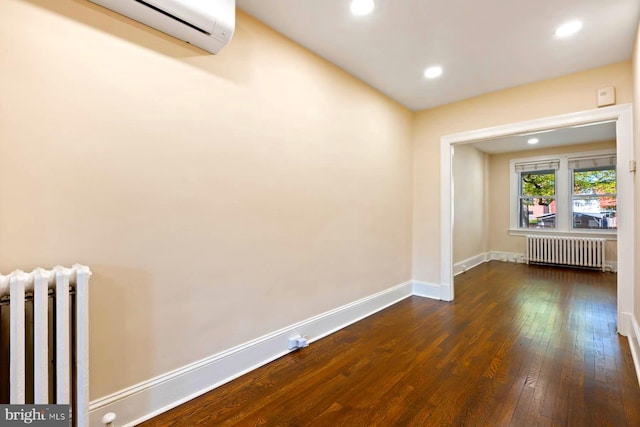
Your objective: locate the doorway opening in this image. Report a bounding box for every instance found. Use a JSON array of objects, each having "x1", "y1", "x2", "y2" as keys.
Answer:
[{"x1": 440, "y1": 104, "x2": 634, "y2": 336}]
